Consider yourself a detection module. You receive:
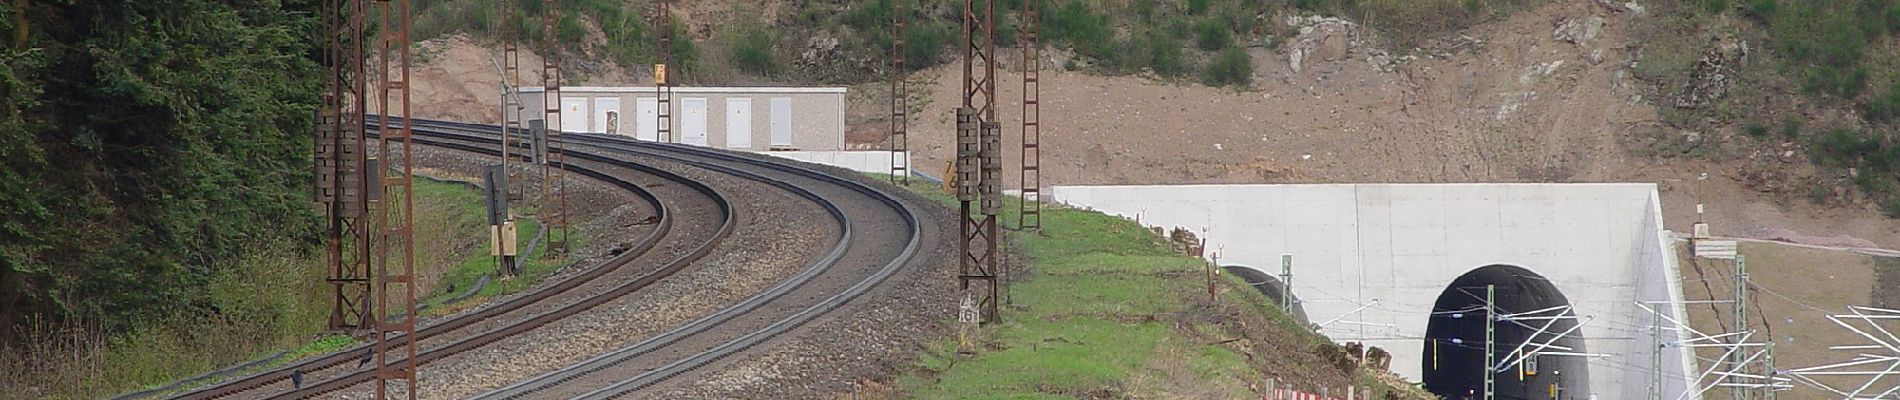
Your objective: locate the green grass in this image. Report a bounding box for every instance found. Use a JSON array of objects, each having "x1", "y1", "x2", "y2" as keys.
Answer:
[
  {"x1": 879, "y1": 176, "x2": 1429, "y2": 398},
  {"x1": 291, "y1": 334, "x2": 358, "y2": 358},
  {"x1": 3, "y1": 178, "x2": 497, "y2": 399}
]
